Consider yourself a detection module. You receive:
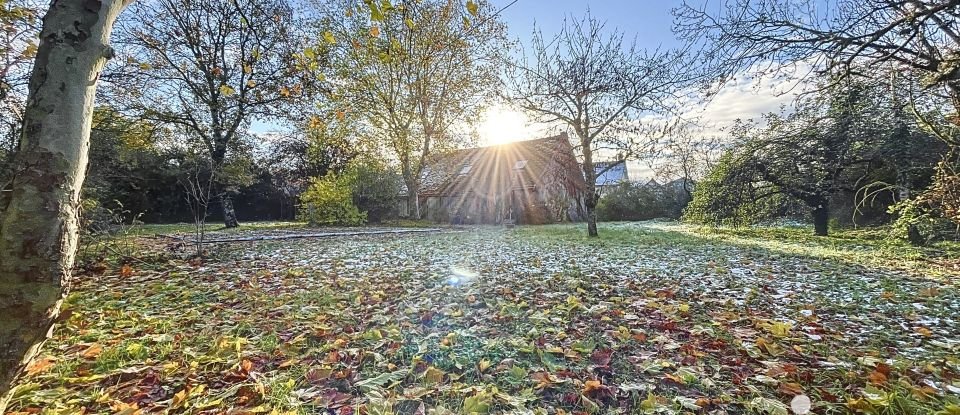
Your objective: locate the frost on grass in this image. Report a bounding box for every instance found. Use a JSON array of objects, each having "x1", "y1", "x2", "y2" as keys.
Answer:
[{"x1": 8, "y1": 223, "x2": 960, "y2": 414}]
